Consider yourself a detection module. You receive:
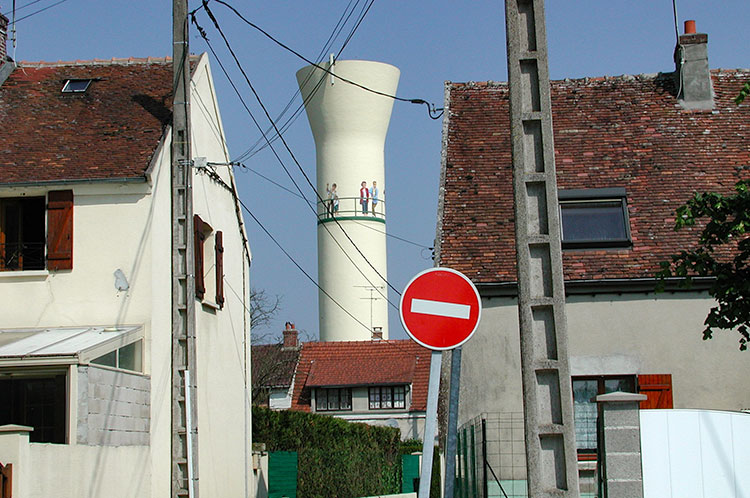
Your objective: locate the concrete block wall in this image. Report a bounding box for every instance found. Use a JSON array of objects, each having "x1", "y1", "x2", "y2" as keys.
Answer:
[{"x1": 77, "y1": 366, "x2": 150, "y2": 446}]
